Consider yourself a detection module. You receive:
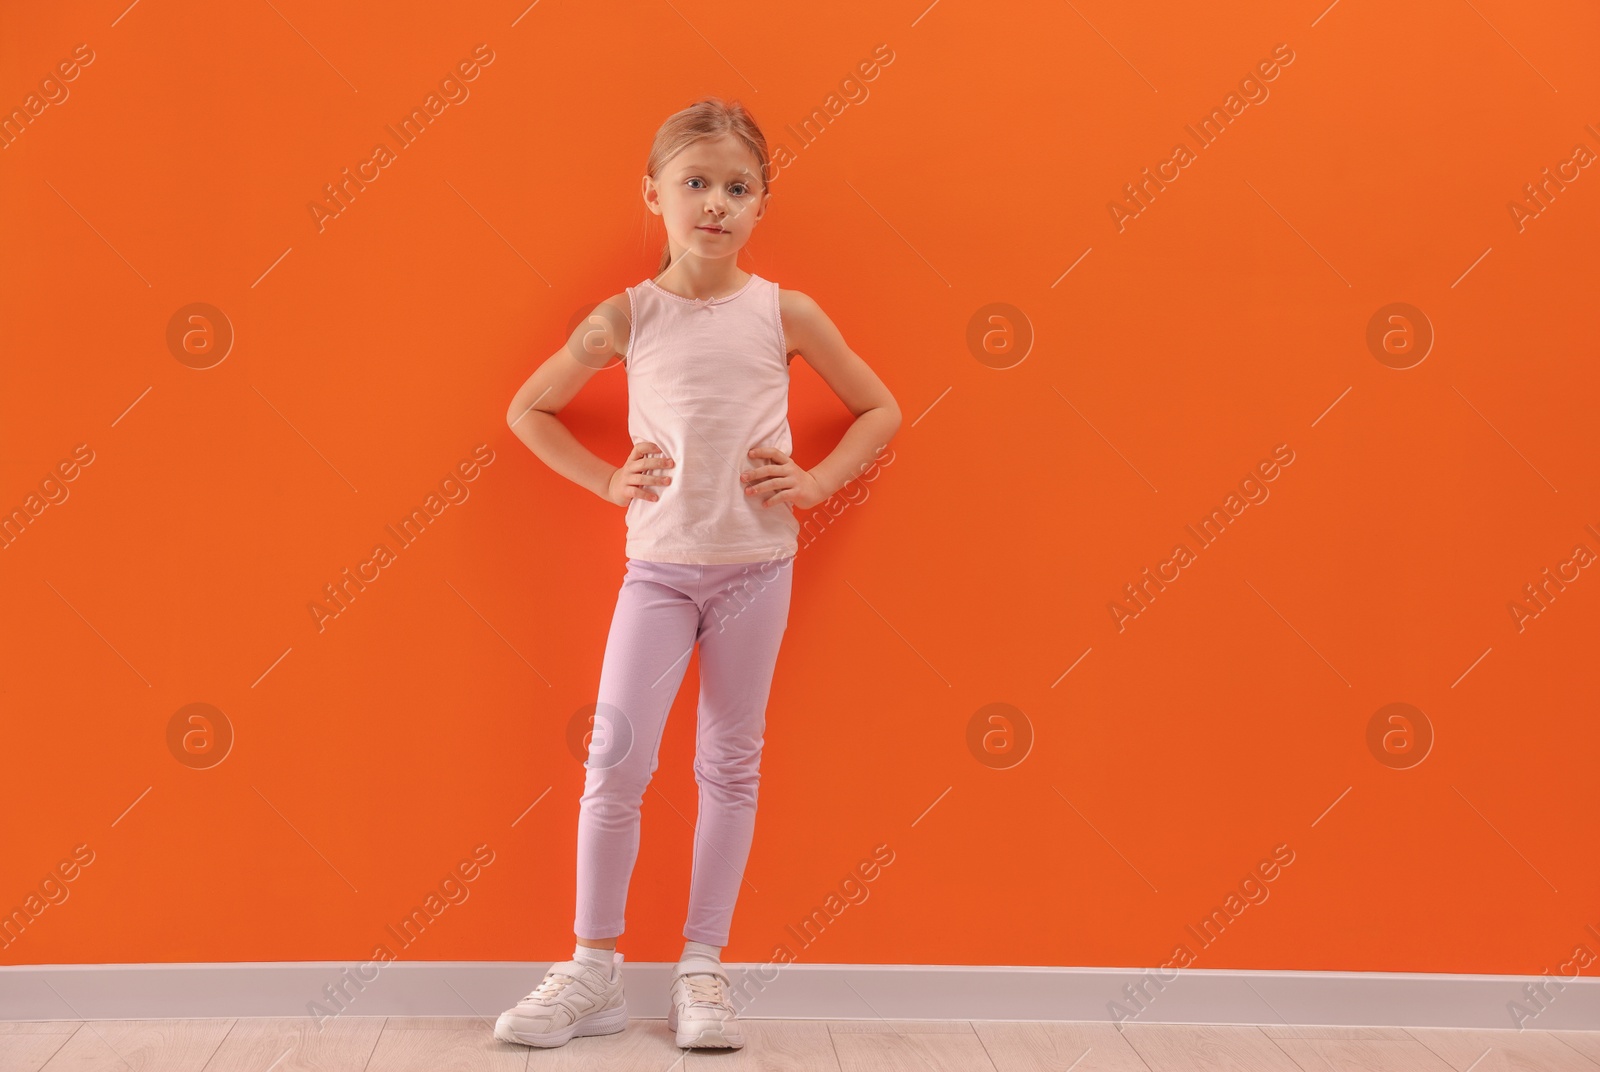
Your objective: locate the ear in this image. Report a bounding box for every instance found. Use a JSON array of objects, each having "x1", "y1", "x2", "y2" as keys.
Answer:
[{"x1": 641, "y1": 175, "x2": 660, "y2": 215}]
